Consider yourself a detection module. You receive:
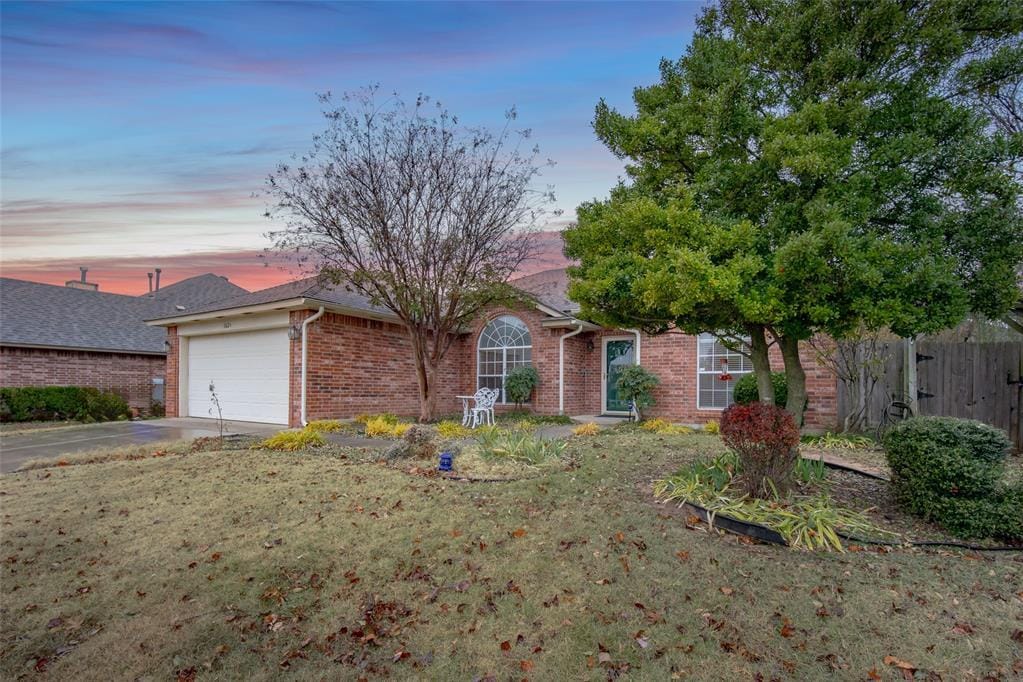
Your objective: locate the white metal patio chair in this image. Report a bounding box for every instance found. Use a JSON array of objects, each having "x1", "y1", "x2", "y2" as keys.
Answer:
[{"x1": 469, "y1": 387, "x2": 499, "y2": 428}]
